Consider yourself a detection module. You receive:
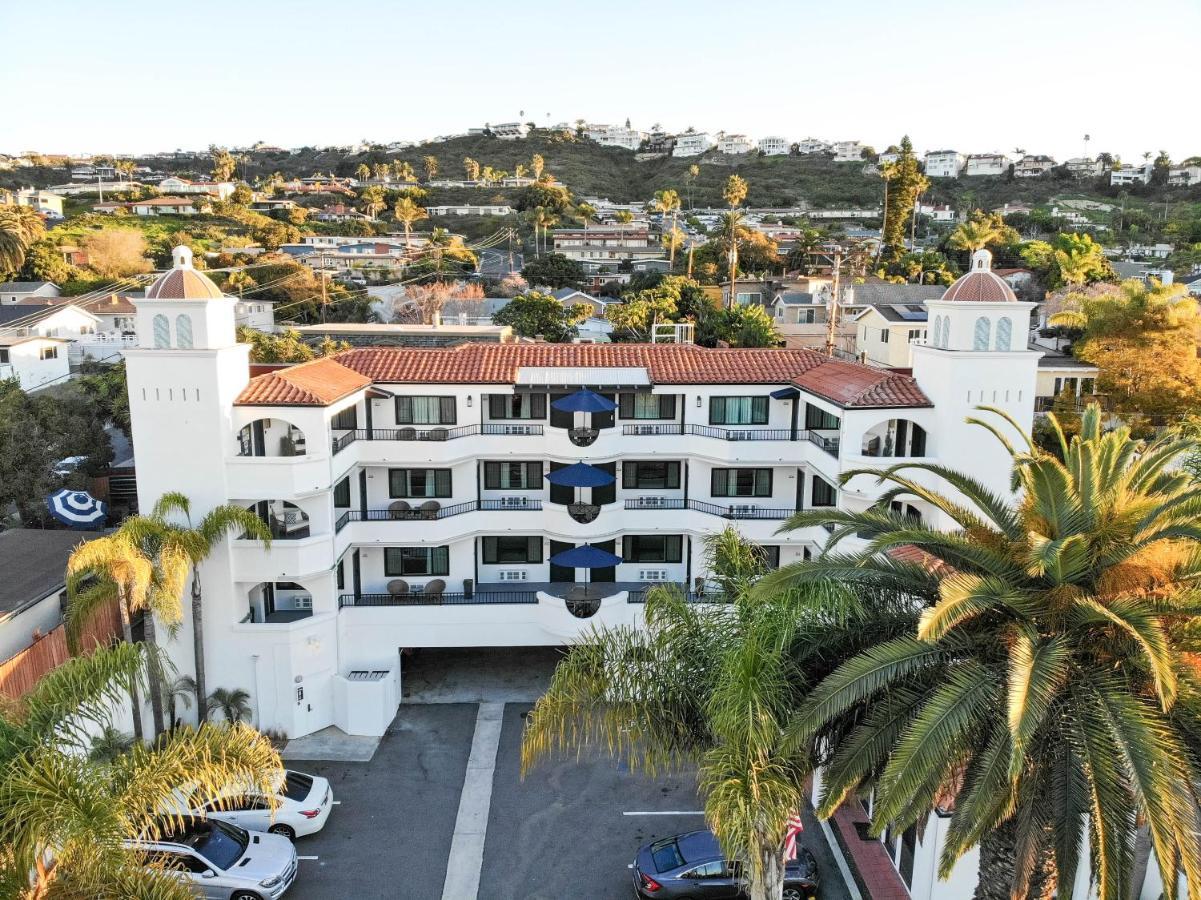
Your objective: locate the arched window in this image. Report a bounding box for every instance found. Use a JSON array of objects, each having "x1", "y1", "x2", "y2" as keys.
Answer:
[
  {"x1": 940, "y1": 316, "x2": 949, "y2": 348},
  {"x1": 152, "y1": 314, "x2": 170, "y2": 349},
  {"x1": 175, "y1": 314, "x2": 193, "y2": 349},
  {"x1": 995, "y1": 316, "x2": 1012, "y2": 351},
  {"x1": 973, "y1": 316, "x2": 991, "y2": 351}
]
